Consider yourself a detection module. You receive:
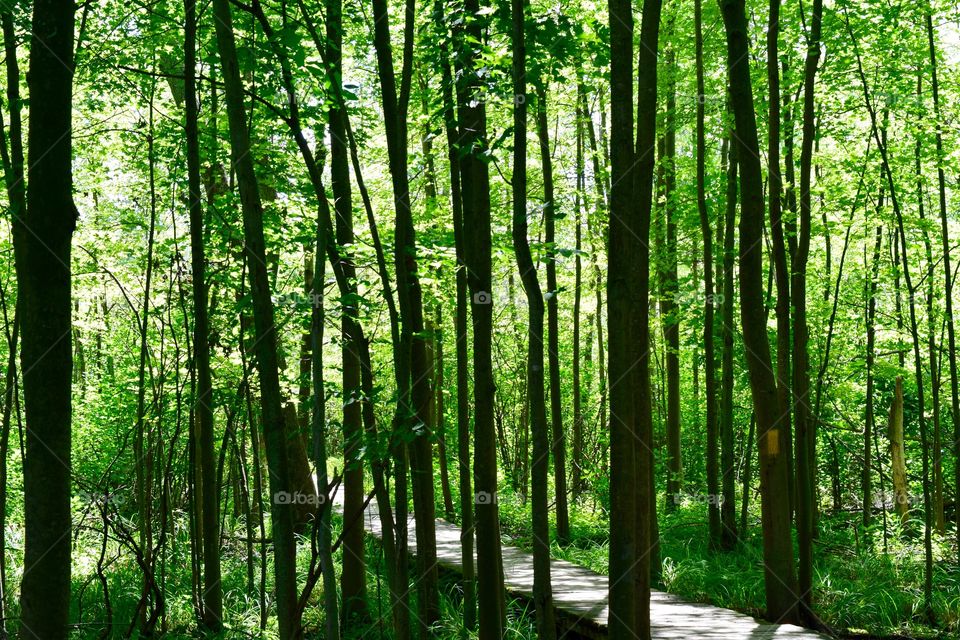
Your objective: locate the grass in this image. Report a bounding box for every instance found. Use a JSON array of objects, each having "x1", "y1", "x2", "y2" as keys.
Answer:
[
  {"x1": 36, "y1": 477, "x2": 960, "y2": 638},
  {"x1": 495, "y1": 486, "x2": 960, "y2": 639}
]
